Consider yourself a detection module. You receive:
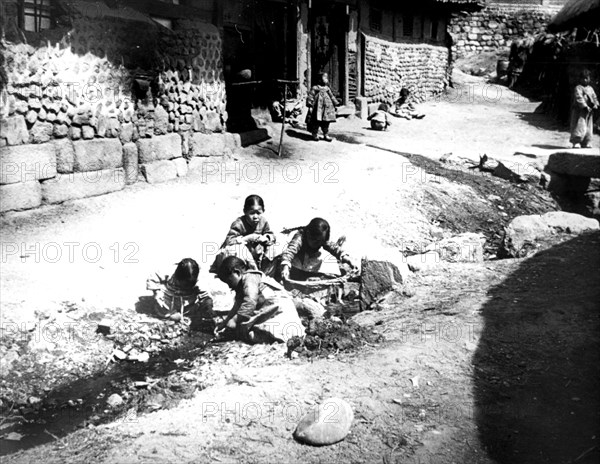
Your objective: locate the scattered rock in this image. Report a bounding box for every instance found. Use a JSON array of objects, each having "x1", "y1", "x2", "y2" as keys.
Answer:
[
  {"x1": 405, "y1": 251, "x2": 441, "y2": 272},
  {"x1": 360, "y1": 252, "x2": 408, "y2": 308},
  {"x1": 294, "y1": 298, "x2": 326, "y2": 320},
  {"x1": 439, "y1": 152, "x2": 479, "y2": 168},
  {"x1": 97, "y1": 319, "x2": 112, "y2": 335},
  {"x1": 294, "y1": 397, "x2": 354, "y2": 446},
  {"x1": 112, "y1": 349, "x2": 127, "y2": 360},
  {"x1": 501, "y1": 212, "x2": 600, "y2": 258},
  {"x1": 106, "y1": 393, "x2": 124, "y2": 408},
  {"x1": 5, "y1": 432, "x2": 24, "y2": 441}
]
